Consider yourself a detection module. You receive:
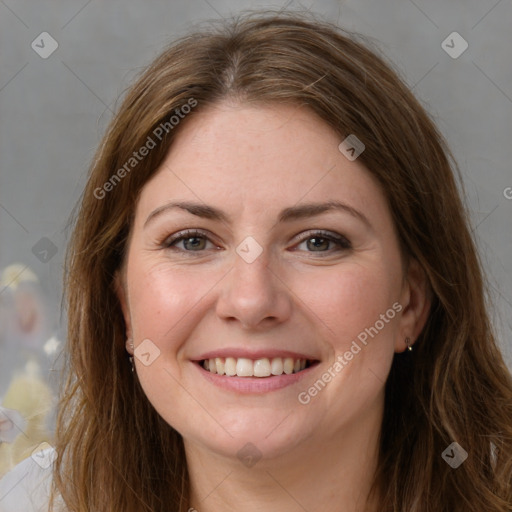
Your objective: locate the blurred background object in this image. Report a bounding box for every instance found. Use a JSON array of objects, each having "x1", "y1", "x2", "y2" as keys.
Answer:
[{"x1": 0, "y1": 264, "x2": 60, "y2": 477}]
